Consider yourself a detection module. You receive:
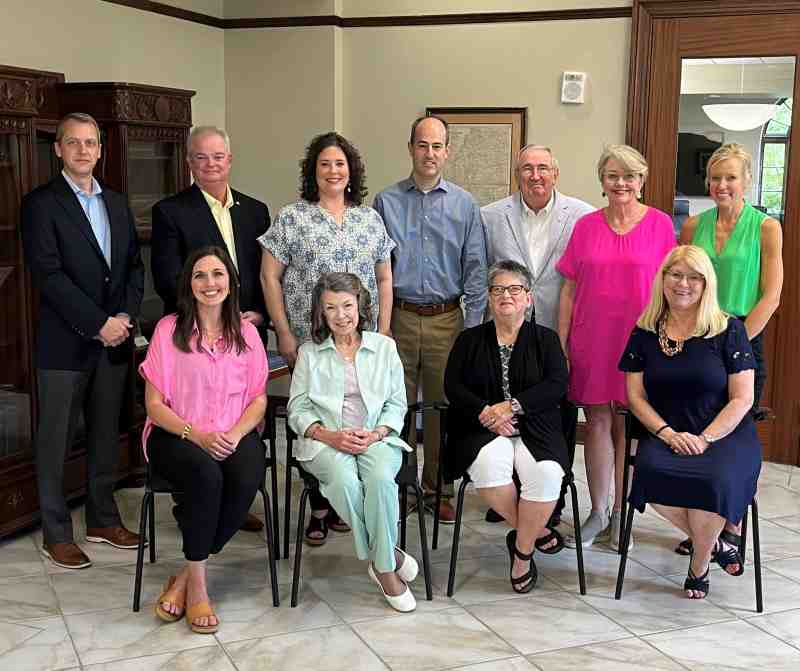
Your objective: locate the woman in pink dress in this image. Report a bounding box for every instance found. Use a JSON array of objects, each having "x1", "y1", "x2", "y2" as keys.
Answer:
[
  {"x1": 140, "y1": 246, "x2": 269, "y2": 634},
  {"x1": 556, "y1": 145, "x2": 675, "y2": 550}
]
